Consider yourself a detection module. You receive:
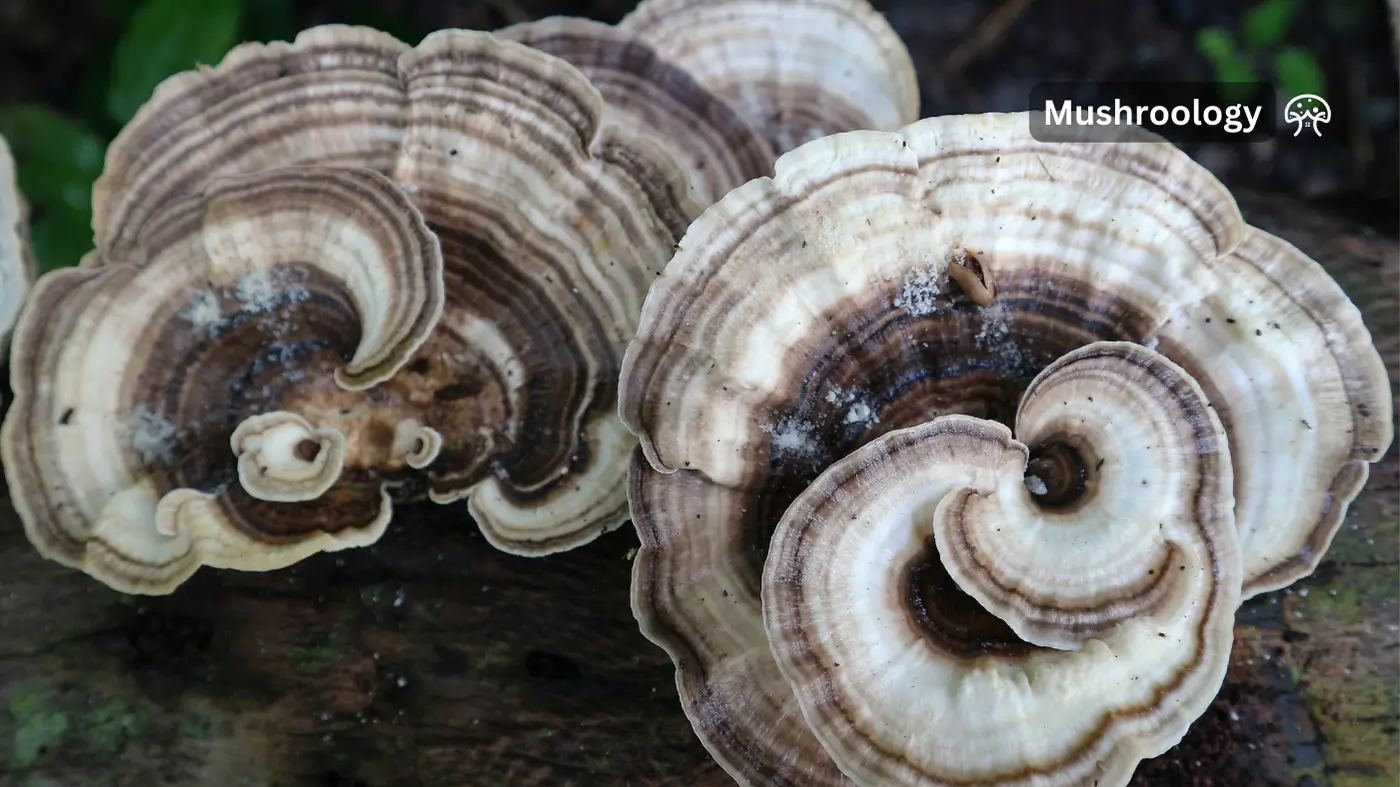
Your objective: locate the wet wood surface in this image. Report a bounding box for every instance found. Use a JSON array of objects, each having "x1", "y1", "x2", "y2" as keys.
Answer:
[{"x1": 0, "y1": 193, "x2": 1396, "y2": 786}]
